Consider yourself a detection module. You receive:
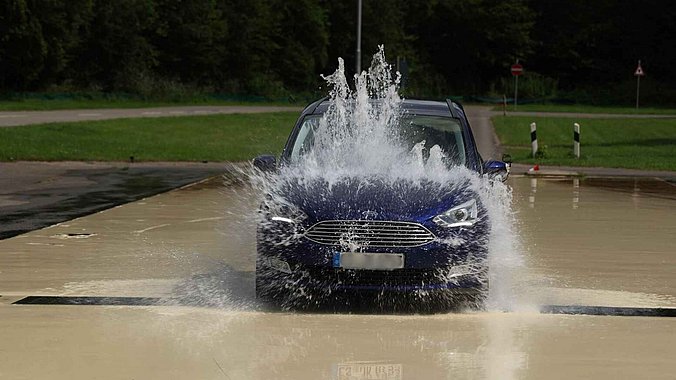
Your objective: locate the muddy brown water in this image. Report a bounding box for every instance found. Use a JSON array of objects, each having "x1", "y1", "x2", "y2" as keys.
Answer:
[{"x1": 0, "y1": 176, "x2": 674, "y2": 379}]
